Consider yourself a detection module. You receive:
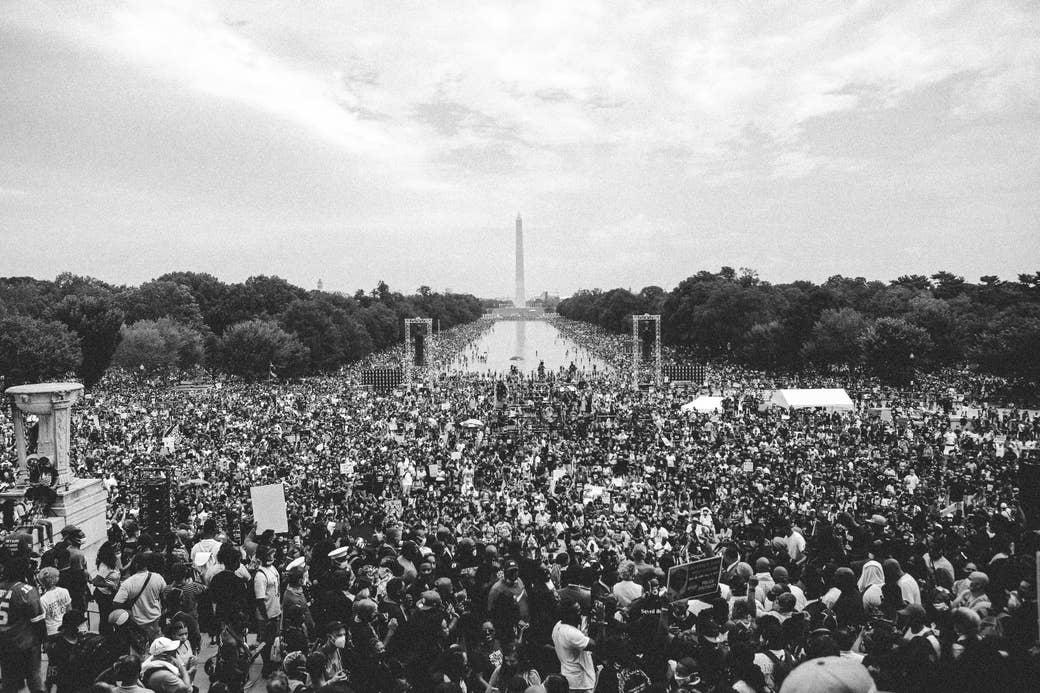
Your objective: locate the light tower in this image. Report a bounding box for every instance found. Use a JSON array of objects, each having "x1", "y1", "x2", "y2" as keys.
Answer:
[{"x1": 515, "y1": 213, "x2": 525, "y2": 308}]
